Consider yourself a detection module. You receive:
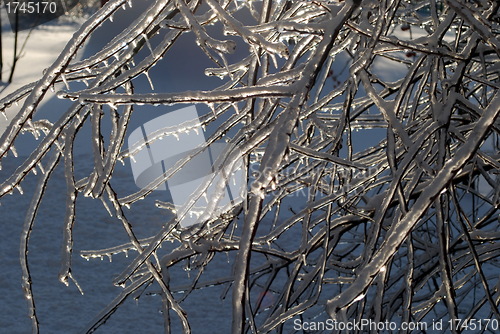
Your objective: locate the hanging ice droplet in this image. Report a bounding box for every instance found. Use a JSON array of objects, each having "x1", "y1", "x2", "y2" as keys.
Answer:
[
  {"x1": 16, "y1": 185, "x2": 23, "y2": 195},
  {"x1": 232, "y1": 103, "x2": 240, "y2": 114},
  {"x1": 144, "y1": 71, "x2": 155, "y2": 91},
  {"x1": 10, "y1": 146, "x2": 18, "y2": 158},
  {"x1": 173, "y1": 133, "x2": 179, "y2": 141},
  {"x1": 25, "y1": 118, "x2": 34, "y2": 129},
  {"x1": 142, "y1": 34, "x2": 155, "y2": 57},
  {"x1": 270, "y1": 53, "x2": 278, "y2": 69},
  {"x1": 124, "y1": 203, "x2": 131, "y2": 210},
  {"x1": 61, "y1": 74, "x2": 70, "y2": 90},
  {"x1": 209, "y1": 103, "x2": 217, "y2": 117},
  {"x1": 37, "y1": 162, "x2": 45, "y2": 175},
  {"x1": 109, "y1": 14, "x2": 114, "y2": 22},
  {"x1": 128, "y1": 0, "x2": 132, "y2": 8},
  {"x1": 101, "y1": 198, "x2": 113, "y2": 217}
]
